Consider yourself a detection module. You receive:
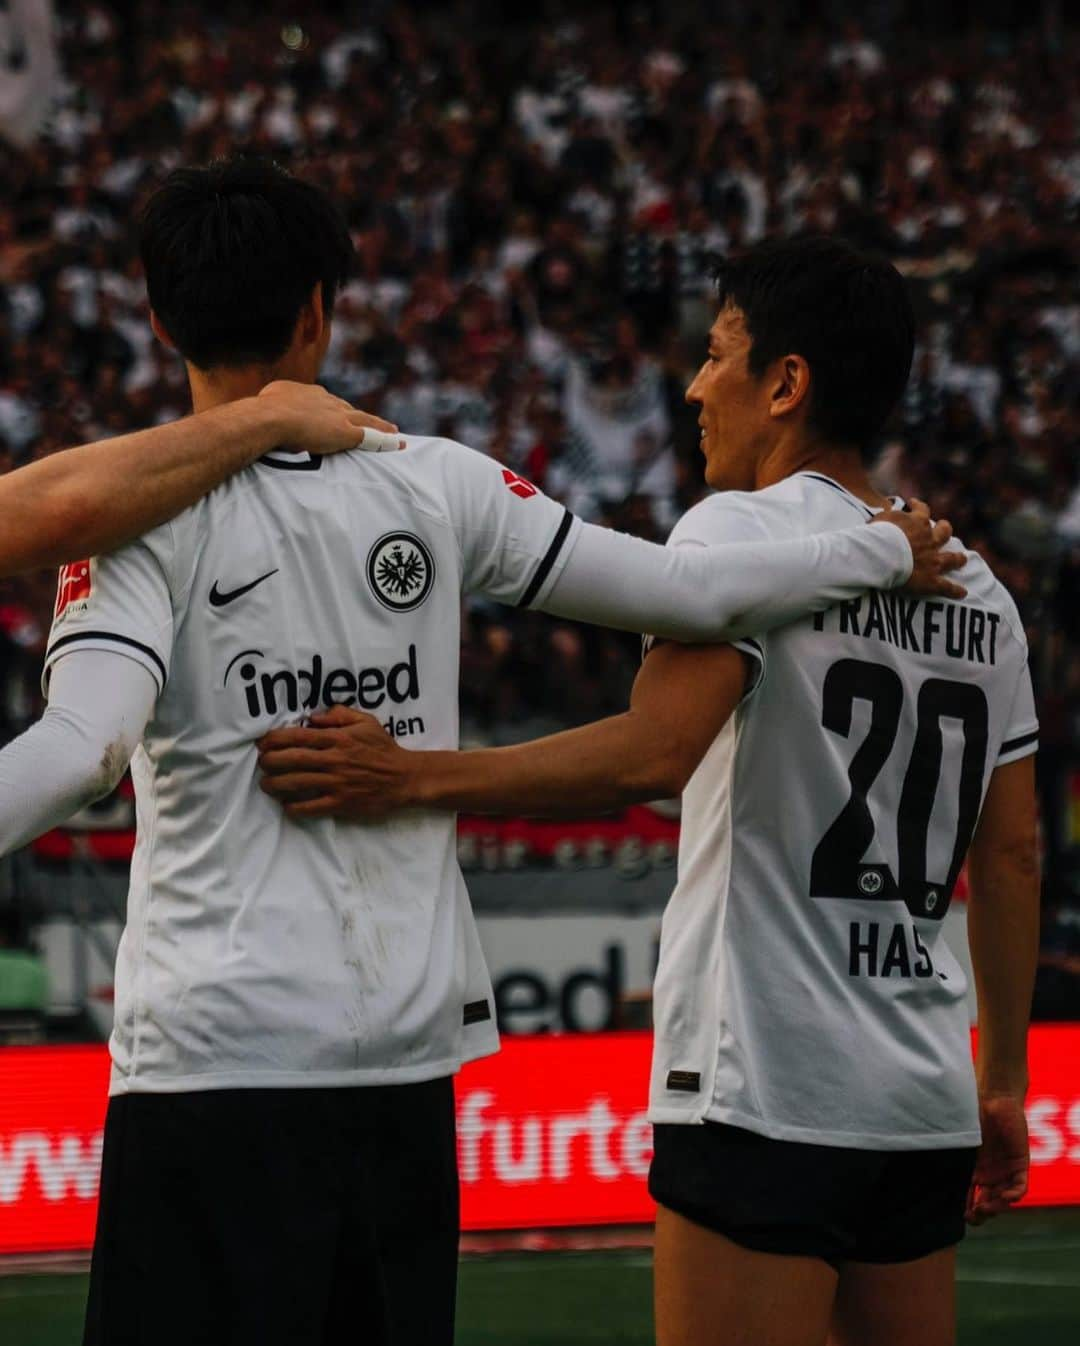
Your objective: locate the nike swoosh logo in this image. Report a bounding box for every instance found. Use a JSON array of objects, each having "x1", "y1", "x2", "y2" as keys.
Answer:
[{"x1": 209, "y1": 569, "x2": 279, "y2": 608}]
